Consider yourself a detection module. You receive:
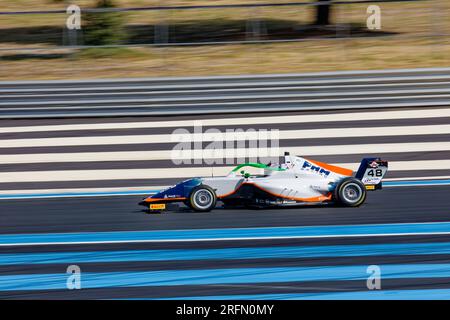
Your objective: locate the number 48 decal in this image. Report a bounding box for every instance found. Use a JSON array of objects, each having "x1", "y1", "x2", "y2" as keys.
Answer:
[{"x1": 367, "y1": 169, "x2": 383, "y2": 177}]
